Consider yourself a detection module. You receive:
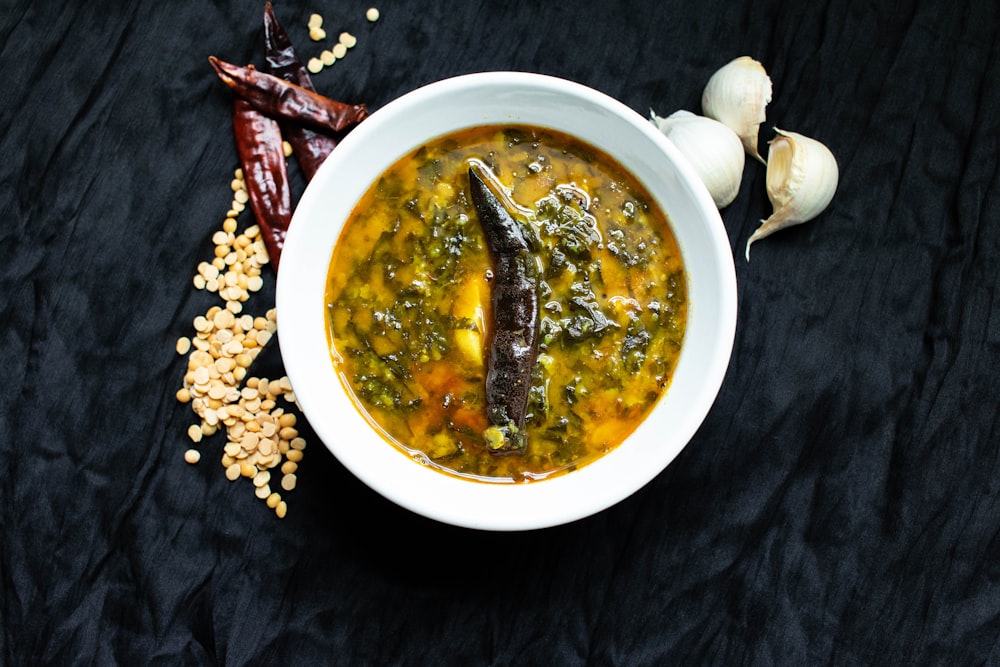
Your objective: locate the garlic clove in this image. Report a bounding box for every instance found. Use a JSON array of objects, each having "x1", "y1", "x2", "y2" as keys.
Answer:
[
  {"x1": 745, "y1": 128, "x2": 839, "y2": 261},
  {"x1": 651, "y1": 109, "x2": 745, "y2": 208},
  {"x1": 702, "y1": 56, "x2": 773, "y2": 164}
]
